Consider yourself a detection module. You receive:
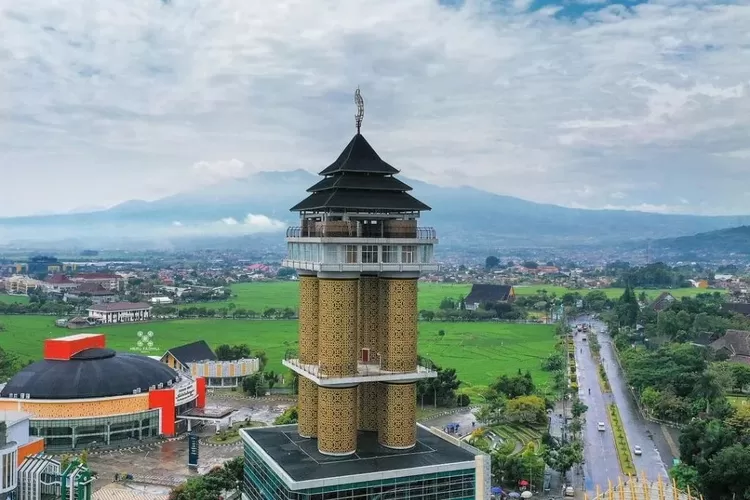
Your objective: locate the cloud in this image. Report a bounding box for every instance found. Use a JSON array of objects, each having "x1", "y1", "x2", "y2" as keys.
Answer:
[
  {"x1": 193, "y1": 159, "x2": 253, "y2": 183},
  {"x1": 215, "y1": 214, "x2": 285, "y2": 232},
  {"x1": 1, "y1": 0, "x2": 749, "y2": 217}
]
